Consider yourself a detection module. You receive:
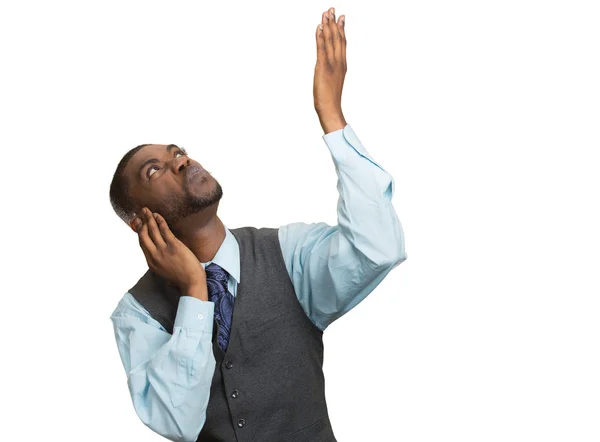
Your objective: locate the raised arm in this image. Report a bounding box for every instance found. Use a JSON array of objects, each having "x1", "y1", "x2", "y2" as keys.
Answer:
[
  {"x1": 111, "y1": 293, "x2": 216, "y2": 442},
  {"x1": 278, "y1": 7, "x2": 406, "y2": 331}
]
